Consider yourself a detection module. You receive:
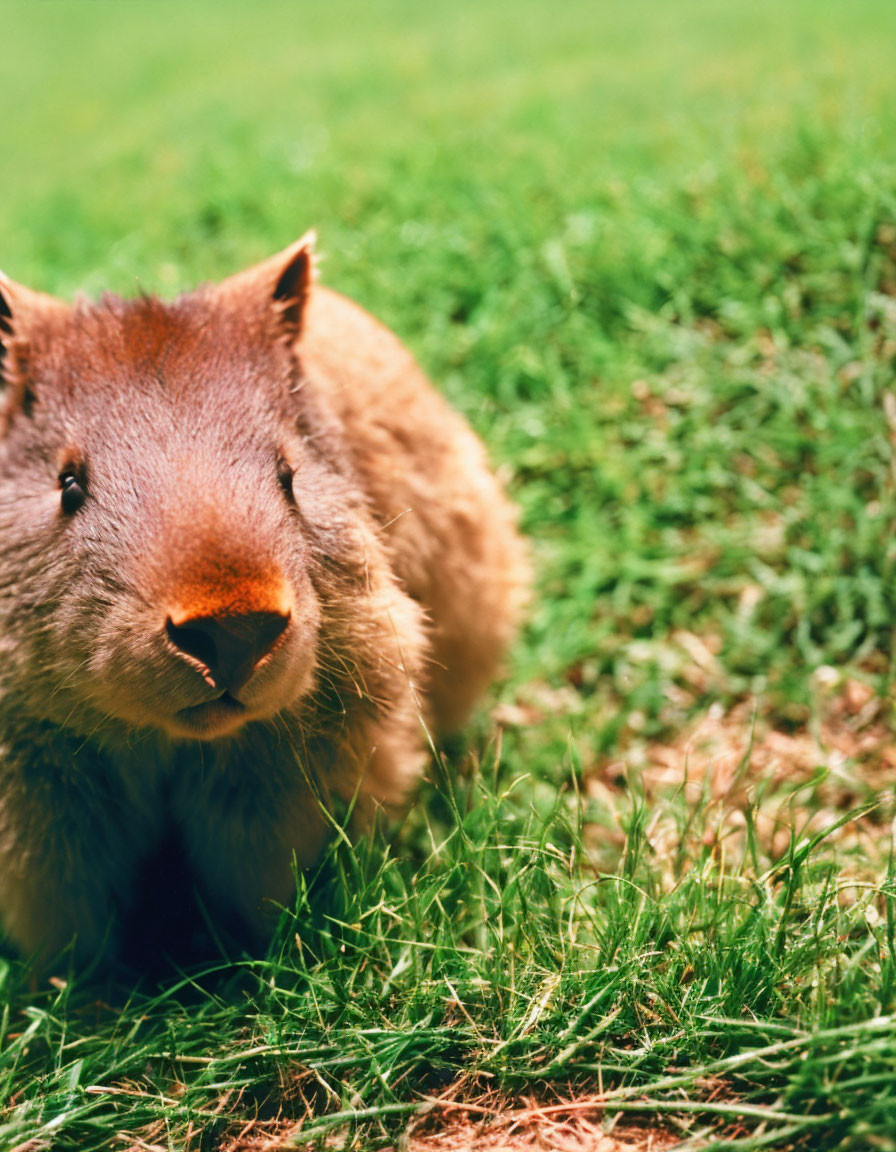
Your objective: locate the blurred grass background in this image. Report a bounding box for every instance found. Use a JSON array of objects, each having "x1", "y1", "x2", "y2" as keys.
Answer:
[
  {"x1": 4, "y1": 0, "x2": 896, "y2": 760},
  {"x1": 3, "y1": 1, "x2": 896, "y2": 1148}
]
